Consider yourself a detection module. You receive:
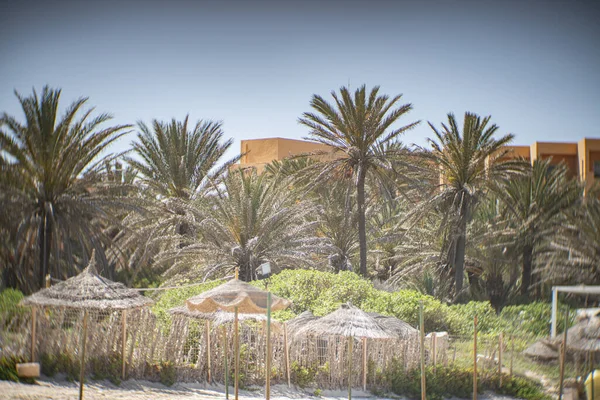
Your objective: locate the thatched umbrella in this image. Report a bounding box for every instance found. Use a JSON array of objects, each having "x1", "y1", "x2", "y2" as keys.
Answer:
[
  {"x1": 294, "y1": 303, "x2": 393, "y2": 399},
  {"x1": 168, "y1": 306, "x2": 281, "y2": 385},
  {"x1": 367, "y1": 312, "x2": 418, "y2": 338},
  {"x1": 185, "y1": 275, "x2": 291, "y2": 400},
  {"x1": 21, "y1": 251, "x2": 152, "y2": 400},
  {"x1": 285, "y1": 310, "x2": 319, "y2": 336}
]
